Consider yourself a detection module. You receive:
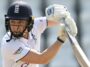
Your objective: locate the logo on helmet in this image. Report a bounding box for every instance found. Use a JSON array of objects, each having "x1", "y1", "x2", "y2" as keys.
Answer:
[{"x1": 14, "y1": 4, "x2": 19, "y2": 13}]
